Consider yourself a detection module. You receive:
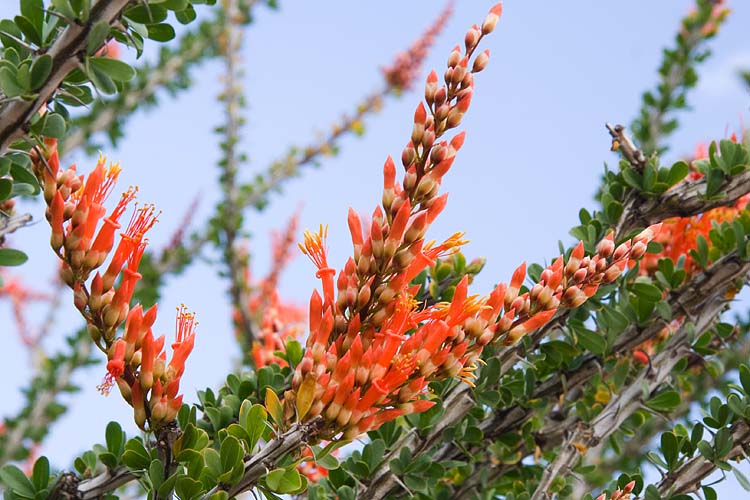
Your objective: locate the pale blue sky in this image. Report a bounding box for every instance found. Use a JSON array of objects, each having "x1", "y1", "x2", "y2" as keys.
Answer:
[{"x1": 2, "y1": 0, "x2": 750, "y2": 495}]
